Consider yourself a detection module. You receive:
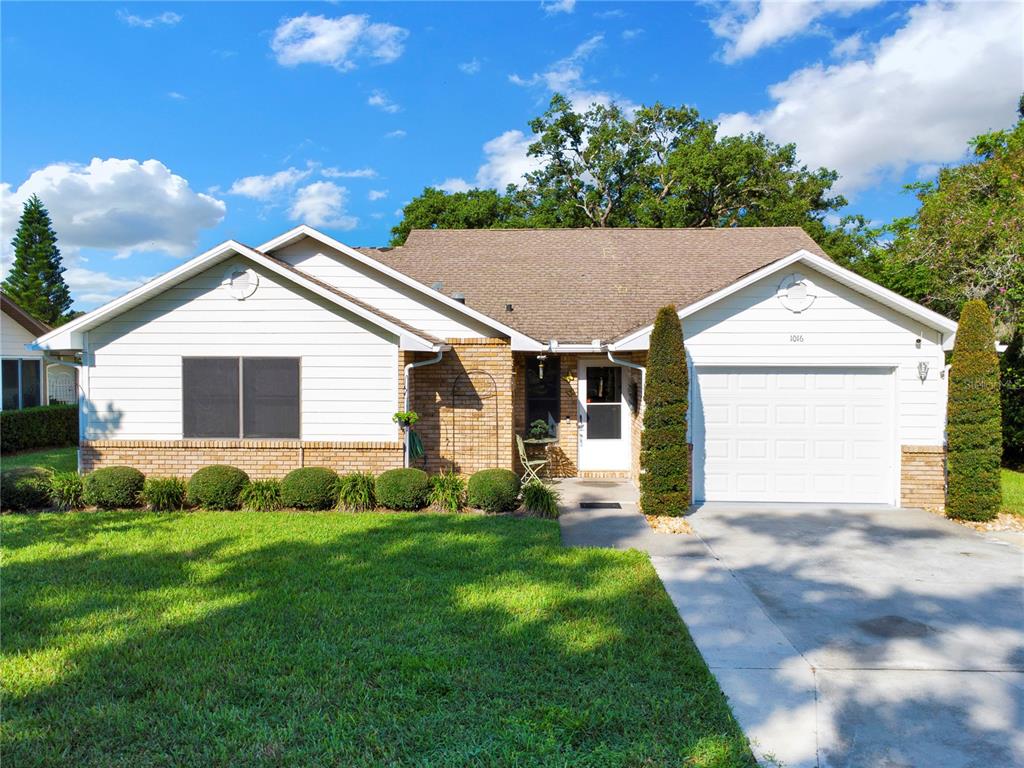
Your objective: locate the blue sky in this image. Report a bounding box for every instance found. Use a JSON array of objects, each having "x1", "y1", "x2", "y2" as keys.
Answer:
[{"x1": 2, "y1": 1, "x2": 1021, "y2": 310}]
